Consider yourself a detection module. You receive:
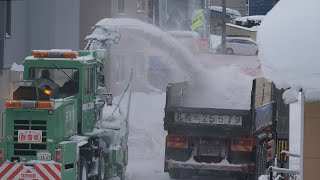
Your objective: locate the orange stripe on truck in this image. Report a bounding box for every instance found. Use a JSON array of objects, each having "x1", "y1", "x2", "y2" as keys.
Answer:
[{"x1": 231, "y1": 145, "x2": 253, "y2": 152}]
